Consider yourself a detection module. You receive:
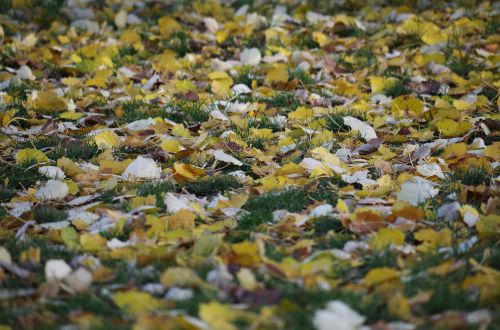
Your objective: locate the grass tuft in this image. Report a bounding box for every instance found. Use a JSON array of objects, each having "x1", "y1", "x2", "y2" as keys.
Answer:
[
  {"x1": 32, "y1": 206, "x2": 67, "y2": 223},
  {"x1": 183, "y1": 175, "x2": 242, "y2": 196},
  {"x1": 237, "y1": 188, "x2": 310, "y2": 230}
]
